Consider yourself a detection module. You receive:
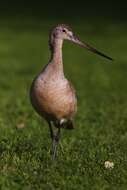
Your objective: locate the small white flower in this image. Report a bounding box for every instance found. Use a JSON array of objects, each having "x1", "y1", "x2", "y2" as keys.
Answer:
[
  {"x1": 104, "y1": 161, "x2": 114, "y2": 169},
  {"x1": 16, "y1": 122, "x2": 25, "y2": 129}
]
